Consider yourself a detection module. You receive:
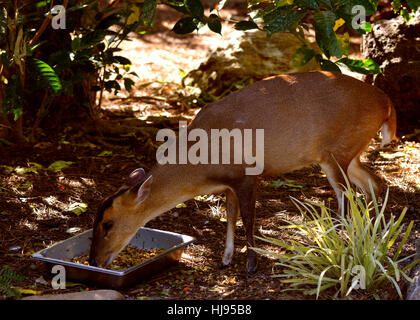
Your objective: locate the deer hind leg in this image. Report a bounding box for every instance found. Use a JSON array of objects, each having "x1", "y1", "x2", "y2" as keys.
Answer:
[
  {"x1": 222, "y1": 188, "x2": 239, "y2": 267},
  {"x1": 347, "y1": 155, "x2": 382, "y2": 202},
  {"x1": 319, "y1": 155, "x2": 351, "y2": 210}
]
